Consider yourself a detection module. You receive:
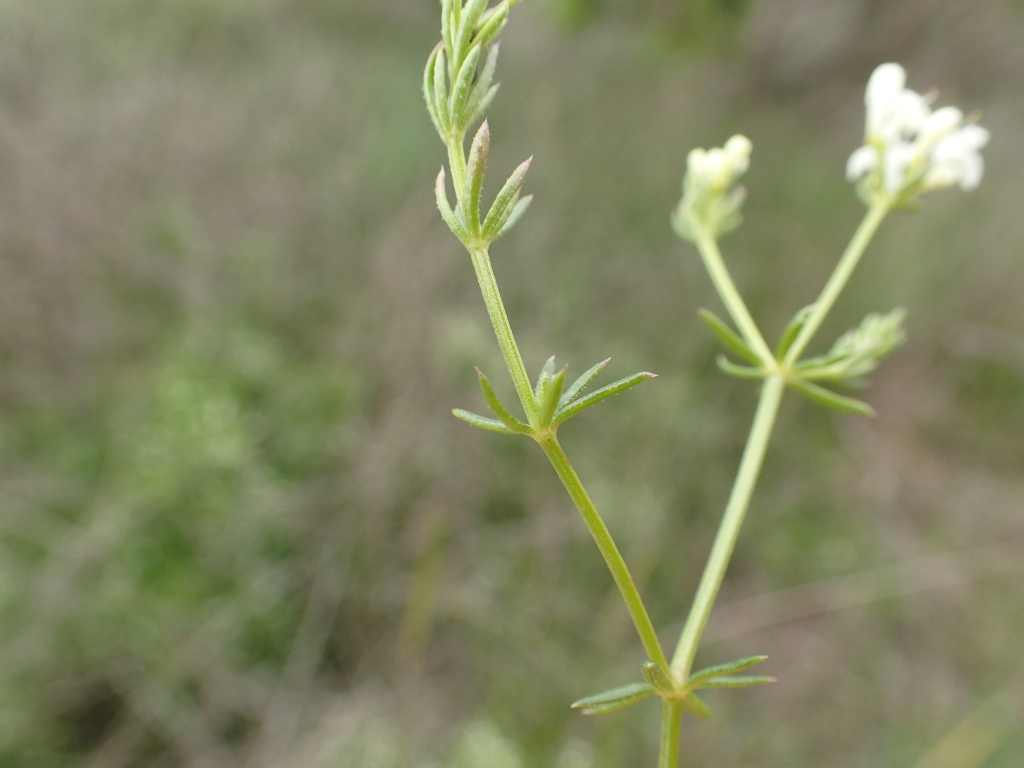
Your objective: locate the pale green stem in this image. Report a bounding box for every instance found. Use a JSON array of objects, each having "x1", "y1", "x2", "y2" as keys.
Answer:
[
  {"x1": 670, "y1": 374, "x2": 785, "y2": 681},
  {"x1": 694, "y1": 231, "x2": 774, "y2": 364},
  {"x1": 446, "y1": 141, "x2": 468, "y2": 211},
  {"x1": 539, "y1": 435, "x2": 669, "y2": 670},
  {"x1": 782, "y1": 199, "x2": 891, "y2": 366},
  {"x1": 464, "y1": 234, "x2": 666, "y2": 667},
  {"x1": 658, "y1": 700, "x2": 682, "y2": 768},
  {"x1": 468, "y1": 246, "x2": 538, "y2": 424}
]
